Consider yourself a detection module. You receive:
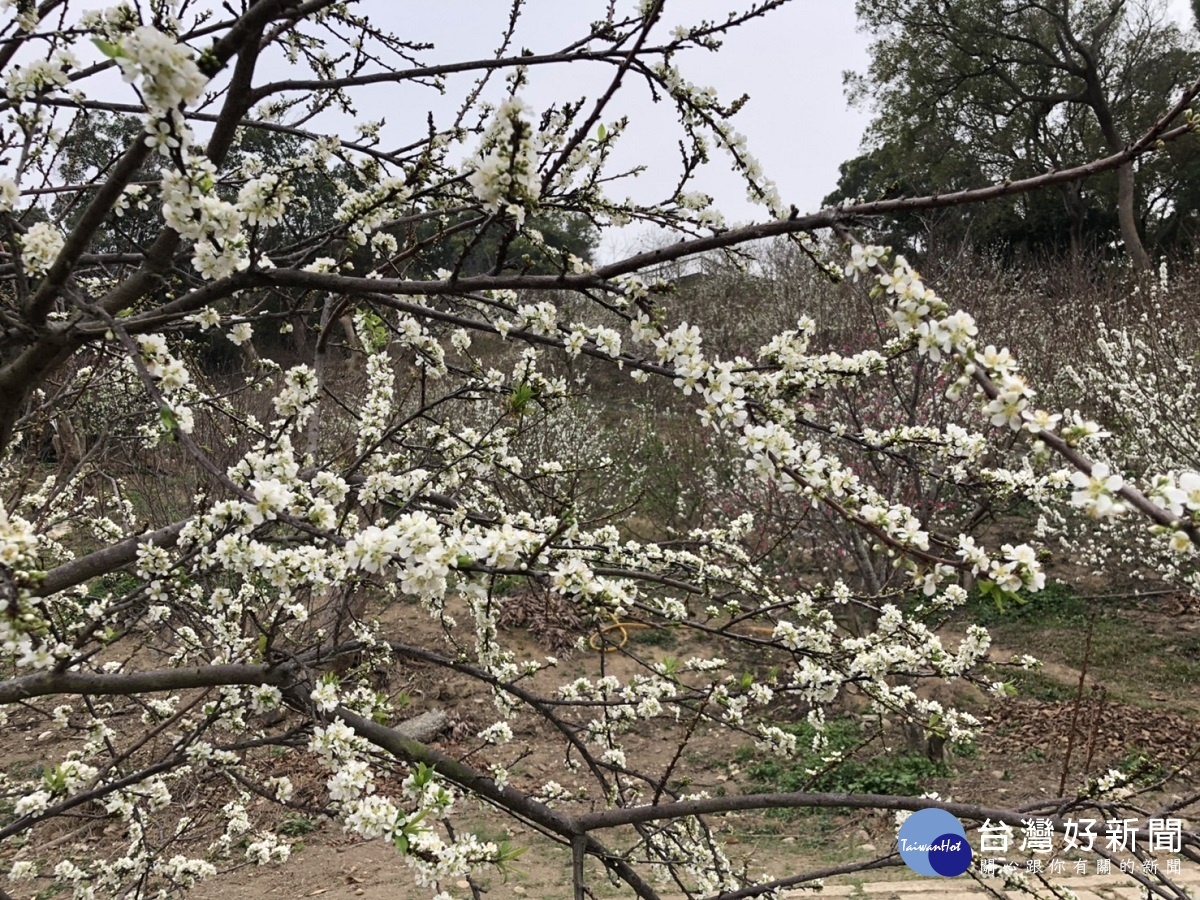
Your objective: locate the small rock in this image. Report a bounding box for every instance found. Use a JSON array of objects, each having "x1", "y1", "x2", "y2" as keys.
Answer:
[{"x1": 859, "y1": 843, "x2": 877, "y2": 852}]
